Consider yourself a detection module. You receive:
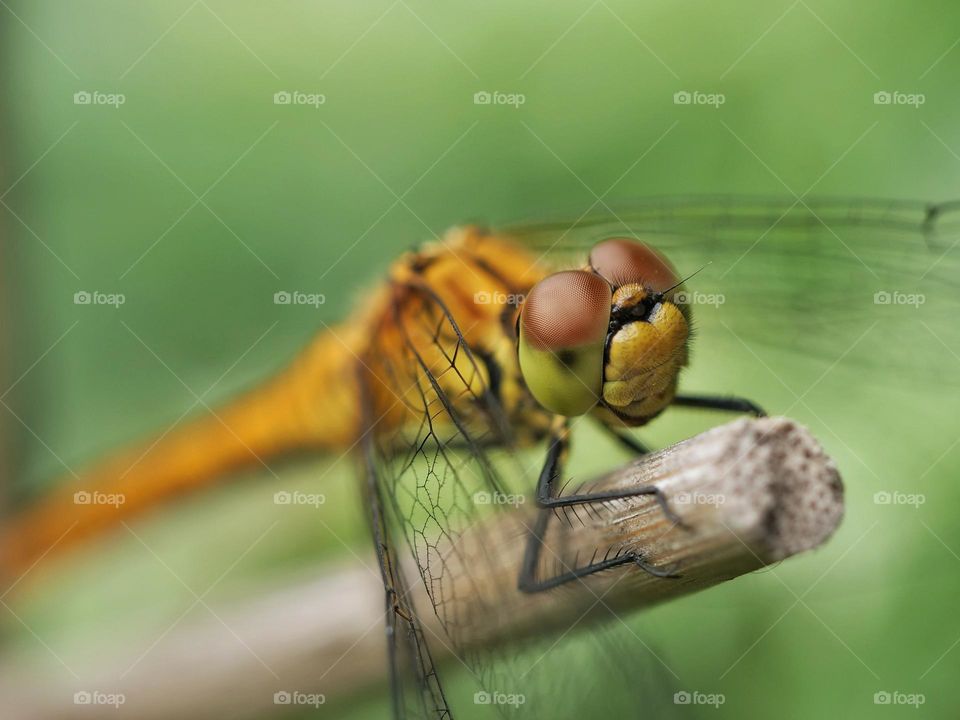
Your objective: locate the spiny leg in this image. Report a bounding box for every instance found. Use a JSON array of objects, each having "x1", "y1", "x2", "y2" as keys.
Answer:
[{"x1": 518, "y1": 418, "x2": 680, "y2": 594}]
